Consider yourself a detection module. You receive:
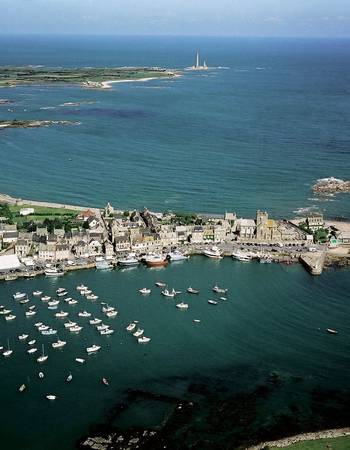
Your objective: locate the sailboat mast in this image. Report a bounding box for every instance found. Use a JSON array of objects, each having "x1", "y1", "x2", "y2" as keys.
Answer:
[{"x1": 196, "y1": 50, "x2": 200, "y2": 68}]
